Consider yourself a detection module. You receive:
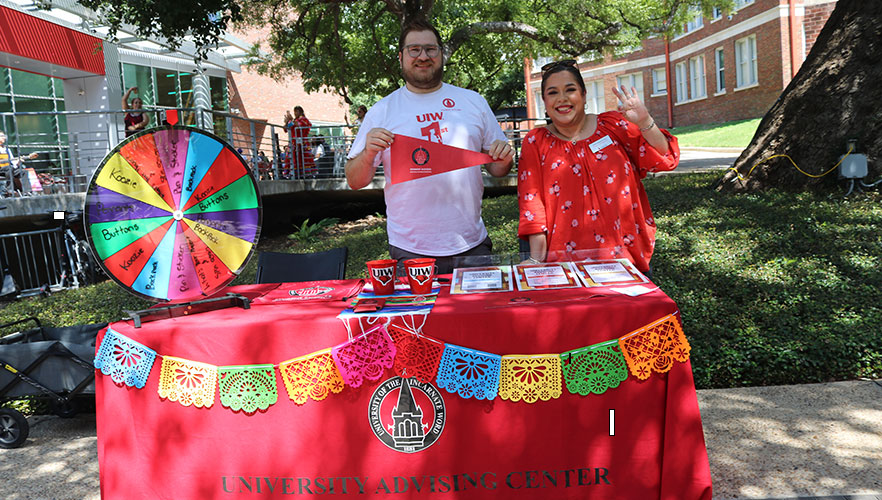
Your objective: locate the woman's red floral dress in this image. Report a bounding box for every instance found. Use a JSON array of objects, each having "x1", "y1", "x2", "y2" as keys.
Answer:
[{"x1": 517, "y1": 111, "x2": 680, "y2": 272}]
